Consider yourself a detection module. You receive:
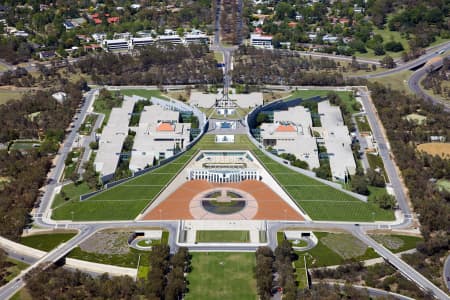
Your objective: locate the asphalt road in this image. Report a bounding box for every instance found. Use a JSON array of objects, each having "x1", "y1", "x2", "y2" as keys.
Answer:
[
  {"x1": 444, "y1": 255, "x2": 450, "y2": 292},
  {"x1": 358, "y1": 88, "x2": 412, "y2": 217},
  {"x1": 315, "y1": 281, "x2": 416, "y2": 300},
  {"x1": 359, "y1": 41, "x2": 450, "y2": 79},
  {"x1": 35, "y1": 89, "x2": 97, "y2": 218},
  {"x1": 408, "y1": 61, "x2": 450, "y2": 110}
]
